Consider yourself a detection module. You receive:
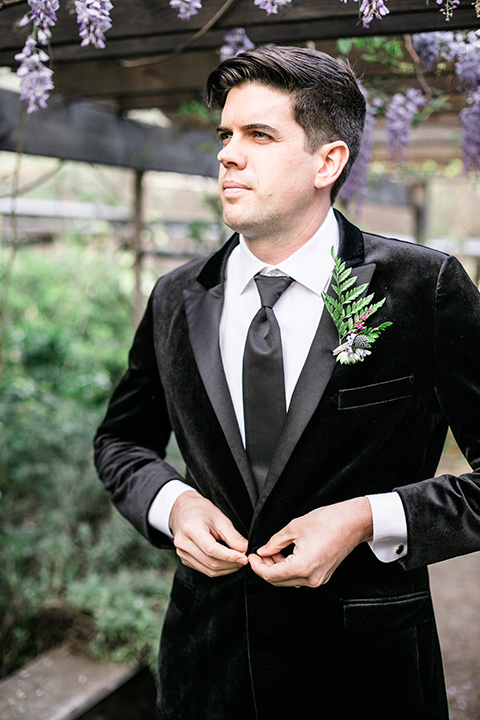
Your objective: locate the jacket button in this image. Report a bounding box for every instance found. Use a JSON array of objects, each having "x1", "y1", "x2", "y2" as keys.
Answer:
[{"x1": 395, "y1": 544, "x2": 405, "y2": 555}]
